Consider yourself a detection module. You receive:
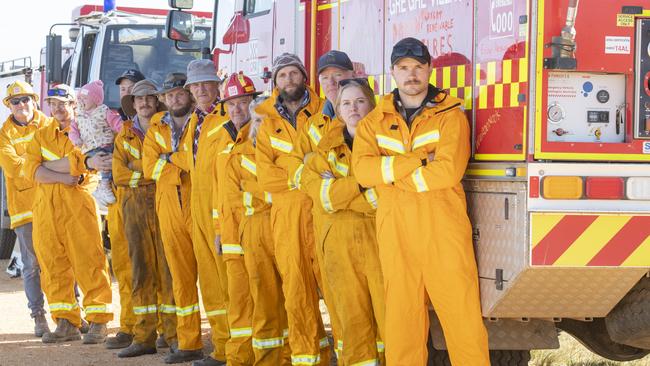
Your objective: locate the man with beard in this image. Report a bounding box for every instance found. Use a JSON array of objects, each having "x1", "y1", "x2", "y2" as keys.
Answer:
[
  {"x1": 0, "y1": 81, "x2": 50, "y2": 338},
  {"x1": 182, "y1": 59, "x2": 229, "y2": 366},
  {"x1": 352, "y1": 37, "x2": 489, "y2": 365},
  {"x1": 255, "y1": 53, "x2": 331, "y2": 366},
  {"x1": 113, "y1": 80, "x2": 178, "y2": 358},
  {"x1": 142, "y1": 73, "x2": 203, "y2": 364}
]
